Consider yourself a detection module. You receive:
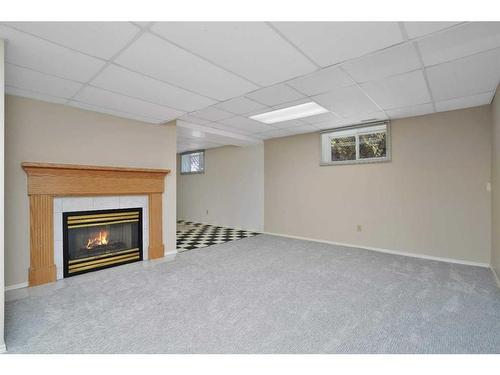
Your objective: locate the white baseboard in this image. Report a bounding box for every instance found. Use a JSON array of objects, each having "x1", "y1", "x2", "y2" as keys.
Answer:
[
  {"x1": 5, "y1": 236, "x2": 492, "y2": 291},
  {"x1": 4, "y1": 252, "x2": 179, "y2": 291},
  {"x1": 263, "y1": 231, "x2": 490, "y2": 268},
  {"x1": 491, "y1": 267, "x2": 500, "y2": 289},
  {"x1": 164, "y1": 249, "x2": 178, "y2": 256},
  {"x1": 4, "y1": 282, "x2": 29, "y2": 292}
]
